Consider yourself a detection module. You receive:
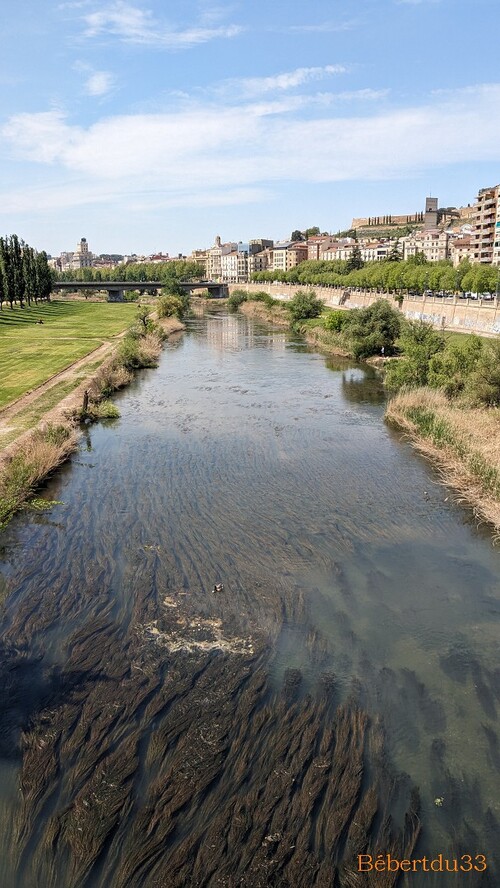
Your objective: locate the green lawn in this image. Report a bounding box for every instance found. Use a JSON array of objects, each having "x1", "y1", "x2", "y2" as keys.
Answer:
[{"x1": 0, "y1": 300, "x2": 136, "y2": 408}]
